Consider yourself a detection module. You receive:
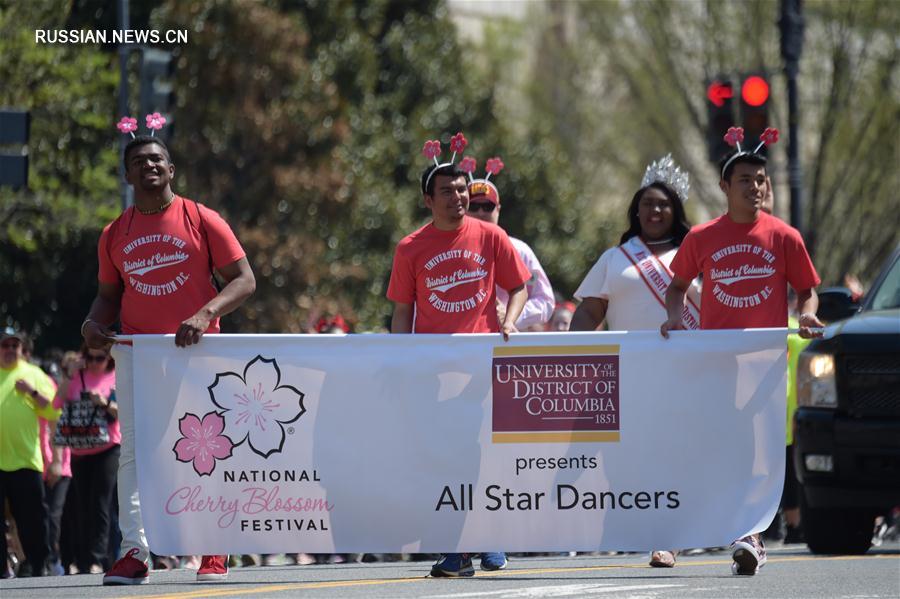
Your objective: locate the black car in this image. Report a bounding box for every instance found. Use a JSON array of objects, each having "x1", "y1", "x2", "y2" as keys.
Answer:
[{"x1": 793, "y1": 247, "x2": 900, "y2": 554}]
